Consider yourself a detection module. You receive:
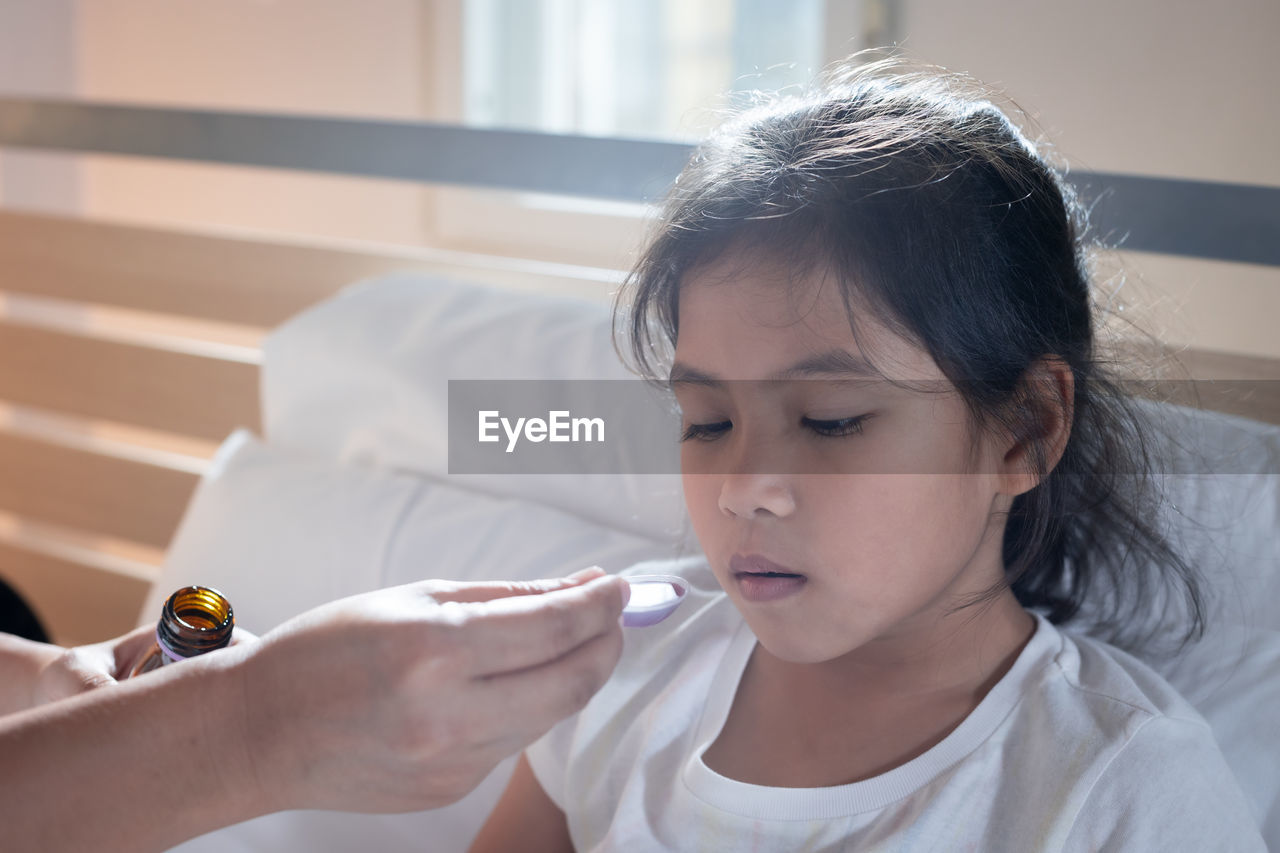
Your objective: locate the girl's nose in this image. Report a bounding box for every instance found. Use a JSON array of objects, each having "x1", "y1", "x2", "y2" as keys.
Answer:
[{"x1": 717, "y1": 473, "x2": 796, "y2": 519}]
